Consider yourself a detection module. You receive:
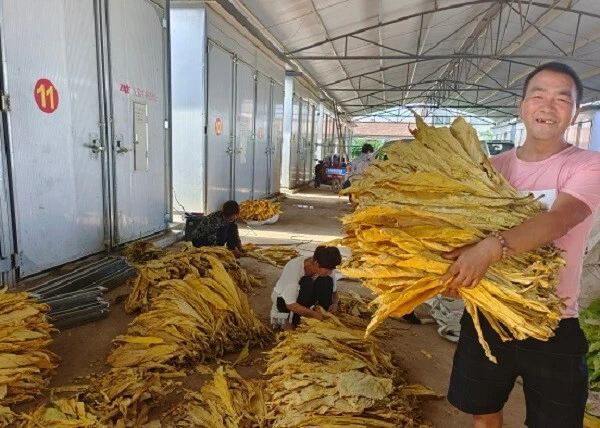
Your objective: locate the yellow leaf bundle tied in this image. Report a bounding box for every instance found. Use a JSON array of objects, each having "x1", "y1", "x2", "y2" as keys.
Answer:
[
  {"x1": 339, "y1": 116, "x2": 564, "y2": 362},
  {"x1": 239, "y1": 199, "x2": 281, "y2": 221}
]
